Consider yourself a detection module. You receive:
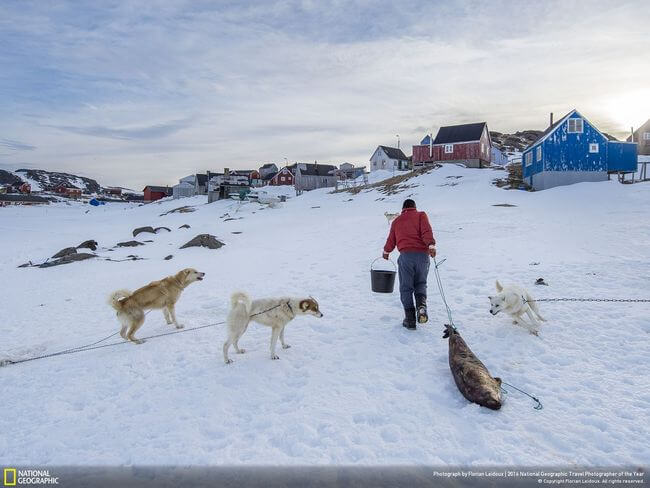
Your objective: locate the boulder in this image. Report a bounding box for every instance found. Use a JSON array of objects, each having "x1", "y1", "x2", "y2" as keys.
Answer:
[
  {"x1": 154, "y1": 226, "x2": 171, "y2": 233},
  {"x1": 179, "y1": 224, "x2": 191, "y2": 229},
  {"x1": 180, "y1": 234, "x2": 225, "y2": 250},
  {"x1": 52, "y1": 247, "x2": 77, "y2": 259},
  {"x1": 39, "y1": 253, "x2": 97, "y2": 268},
  {"x1": 164, "y1": 255, "x2": 173, "y2": 260},
  {"x1": 117, "y1": 240, "x2": 145, "y2": 247},
  {"x1": 132, "y1": 226, "x2": 155, "y2": 237},
  {"x1": 77, "y1": 239, "x2": 98, "y2": 251}
]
